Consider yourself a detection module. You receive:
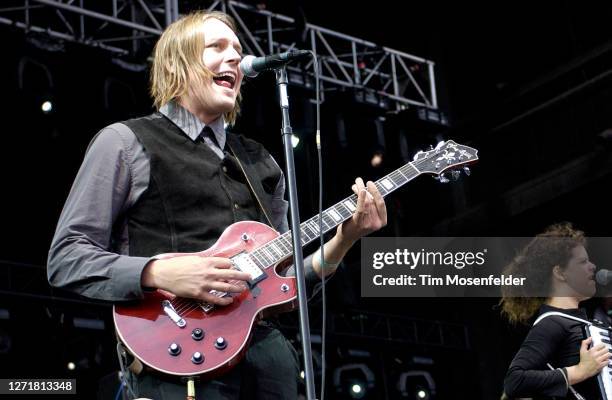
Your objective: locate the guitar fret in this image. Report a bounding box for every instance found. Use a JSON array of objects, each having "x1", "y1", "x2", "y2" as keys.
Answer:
[
  {"x1": 343, "y1": 199, "x2": 356, "y2": 212},
  {"x1": 311, "y1": 217, "x2": 322, "y2": 232},
  {"x1": 328, "y1": 208, "x2": 342, "y2": 222},
  {"x1": 375, "y1": 182, "x2": 388, "y2": 195},
  {"x1": 269, "y1": 243, "x2": 282, "y2": 258},
  {"x1": 308, "y1": 220, "x2": 320, "y2": 235},
  {"x1": 300, "y1": 227, "x2": 312, "y2": 242},
  {"x1": 262, "y1": 246, "x2": 274, "y2": 261},
  {"x1": 322, "y1": 214, "x2": 333, "y2": 230},
  {"x1": 336, "y1": 203, "x2": 352, "y2": 218},
  {"x1": 283, "y1": 237, "x2": 293, "y2": 254},
  {"x1": 407, "y1": 163, "x2": 420, "y2": 174},
  {"x1": 260, "y1": 248, "x2": 274, "y2": 265},
  {"x1": 250, "y1": 250, "x2": 265, "y2": 266},
  {"x1": 303, "y1": 222, "x2": 316, "y2": 238},
  {"x1": 250, "y1": 253, "x2": 266, "y2": 269},
  {"x1": 389, "y1": 170, "x2": 406, "y2": 184},
  {"x1": 381, "y1": 178, "x2": 395, "y2": 190},
  {"x1": 277, "y1": 238, "x2": 290, "y2": 254},
  {"x1": 394, "y1": 170, "x2": 409, "y2": 183}
]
